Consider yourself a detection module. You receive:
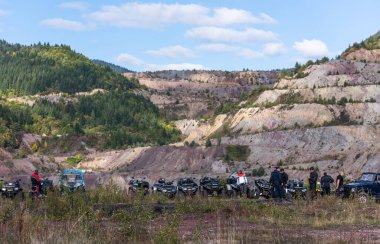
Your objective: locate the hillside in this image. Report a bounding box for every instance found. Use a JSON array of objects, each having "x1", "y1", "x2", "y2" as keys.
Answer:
[
  {"x1": 92, "y1": 59, "x2": 133, "y2": 74},
  {"x1": 126, "y1": 70, "x2": 278, "y2": 119},
  {"x1": 0, "y1": 40, "x2": 137, "y2": 95},
  {"x1": 0, "y1": 41, "x2": 181, "y2": 175},
  {"x1": 341, "y1": 30, "x2": 380, "y2": 62}
]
